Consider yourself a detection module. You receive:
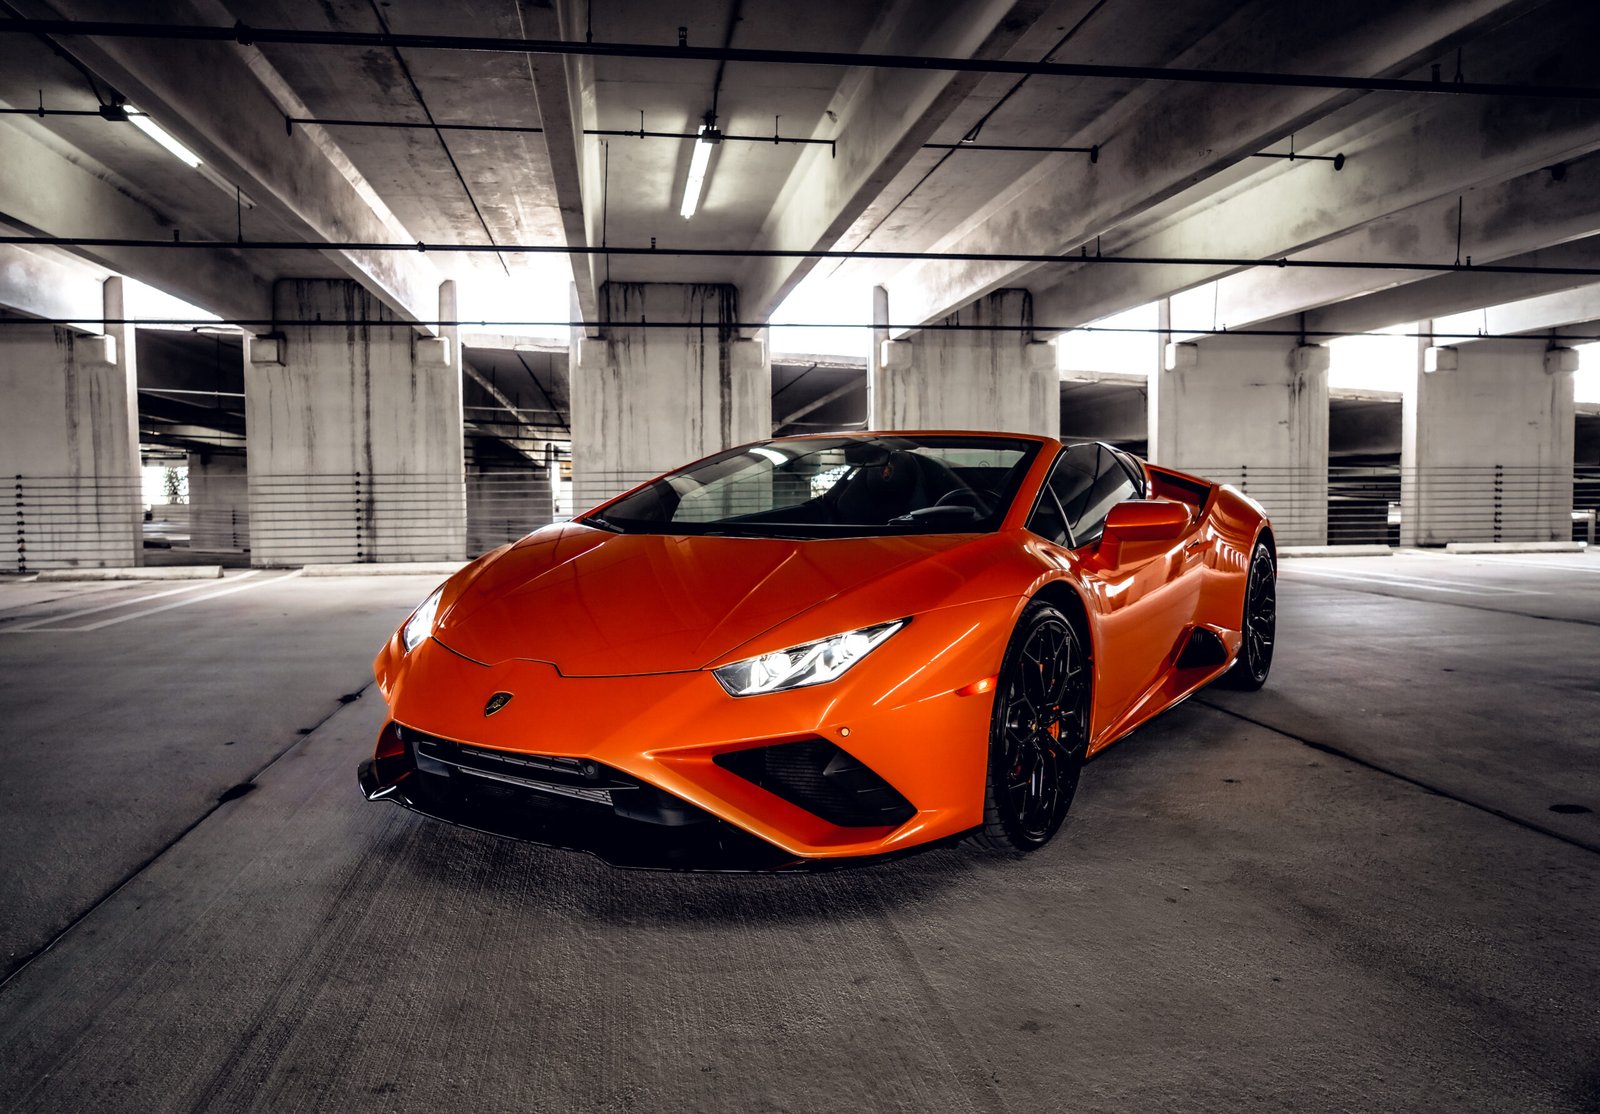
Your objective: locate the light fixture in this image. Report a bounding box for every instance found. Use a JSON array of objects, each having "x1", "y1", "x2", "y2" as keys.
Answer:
[
  {"x1": 125, "y1": 103, "x2": 201, "y2": 168},
  {"x1": 679, "y1": 115, "x2": 722, "y2": 220},
  {"x1": 122, "y1": 102, "x2": 256, "y2": 209}
]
